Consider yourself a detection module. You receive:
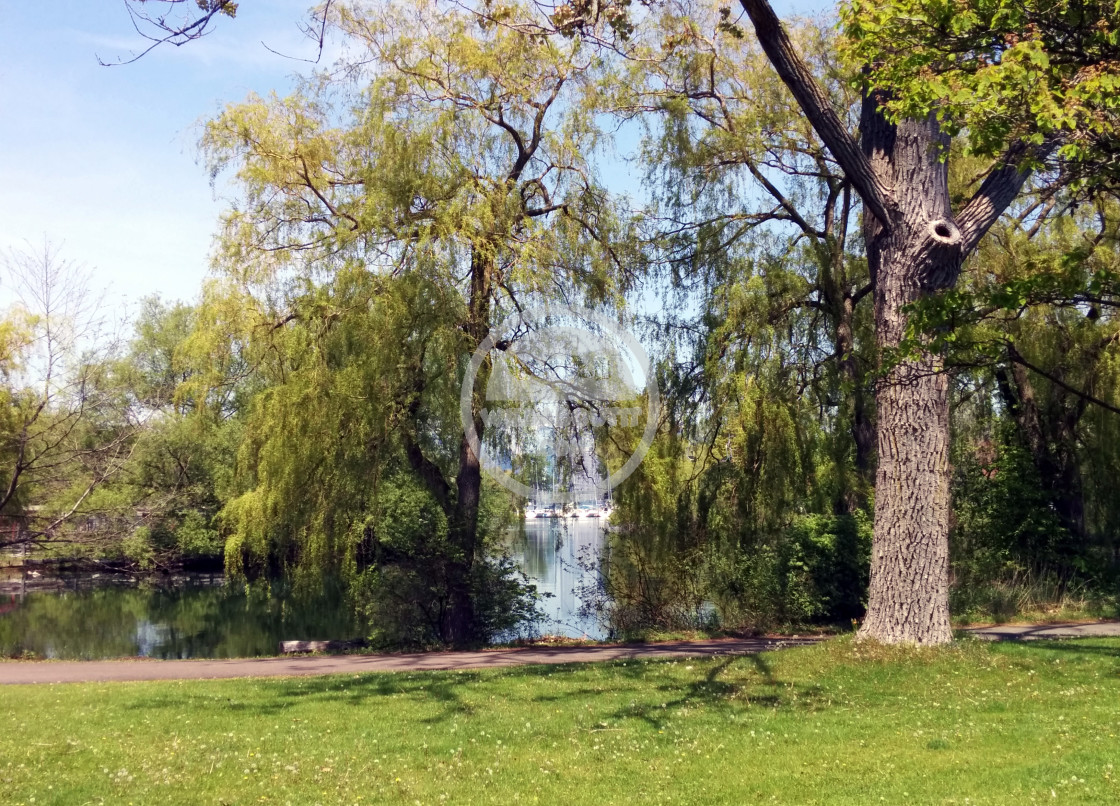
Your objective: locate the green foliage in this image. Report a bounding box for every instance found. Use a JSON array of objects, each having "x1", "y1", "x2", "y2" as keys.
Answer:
[
  {"x1": 784, "y1": 513, "x2": 872, "y2": 619},
  {"x1": 173, "y1": 509, "x2": 224, "y2": 558},
  {"x1": 121, "y1": 525, "x2": 157, "y2": 571},
  {"x1": 842, "y1": 0, "x2": 1120, "y2": 189},
  {"x1": 21, "y1": 0, "x2": 1120, "y2": 645},
  {"x1": 708, "y1": 512, "x2": 872, "y2": 627},
  {"x1": 900, "y1": 191, "x2": 1120, "y2": 595},
  {"x1": 950, "y1": 570, "x2": 1118, "y2": 624},
  {"x1": 197, "y1": 218, "x2": 549, "y2": 645},
  {"x1": 77, "y1": 296, "x2": 243, "y2": 568},
  {"x1": 901, "y1": 195, "x2": 1120, "y2": 368},
  {"x1": 0, "y1": 306, "x2": 36, "y2": 515},
  {"x1": 890, "y1": 182, "x2": 1120, "y2": 614},
  {"x1": 216, "y1": 269, "x2": 456, "y2": 581},
  {"x1": 202, "y1": 0, "x2": 631, "y2": 308},
  {"x1": 618, "y1": 8, "x2": 876, "y2": 523},
  {"x1": 196, "y1": 0, "x2": 636, "y2": 645},
  {"x1": 350, "y1": 473, "x2": 453, "y2": 647},
  {"x1": 564, "y1": 9, "x2": 886, "y2": 638},
  {"x1": 122, "y1": 297, "x2": 197, "y2": 411},
  {"x1": 952, "y1": 425, "x2": 1073, "y2": 582},
  {"x1": 350, "y1": 473, "x2": 542, "y2": 647},
  {"x1": 0, "y1": 244, "x2": 136, "y2": 543},
  {"x1": 586, "y1": 513, "x2": 871, "y2": 635}
]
